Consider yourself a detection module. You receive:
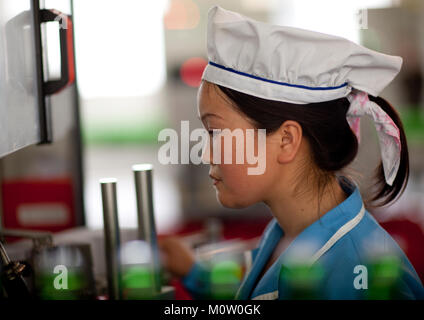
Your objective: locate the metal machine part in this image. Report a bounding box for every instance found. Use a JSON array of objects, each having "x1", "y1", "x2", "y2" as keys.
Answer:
[
  {"x1": 0, "y1": 229, "x2": 53, "y2": 252},
  {"x1": 100, "y1": 178, "x2": 122, "y2": 300},
  {"x1": 132, "y1": 164, "x2": 162, "y2": 295},
  {"x1": 0, "y1": 241, "x2": 10, "y2": 265},
  {"x1": 0, "y1": 241, "x2": 31, "y2": 299}
]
